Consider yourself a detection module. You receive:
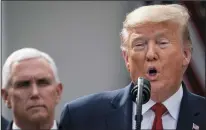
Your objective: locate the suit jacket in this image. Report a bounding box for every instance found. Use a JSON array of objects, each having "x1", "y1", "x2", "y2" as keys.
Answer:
[
  {"x1": 6, "y1": 120, "x2": 59, "y2": 130},
  {"x1": 5, "y1": 121, "x2": 12, "y2": 130},
  {"x1": 59, "y1": 82, "x2": 206, "y2": 130},
  {"x1": 1, "y1": 116, "x2": 9, "y2": 130}
]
